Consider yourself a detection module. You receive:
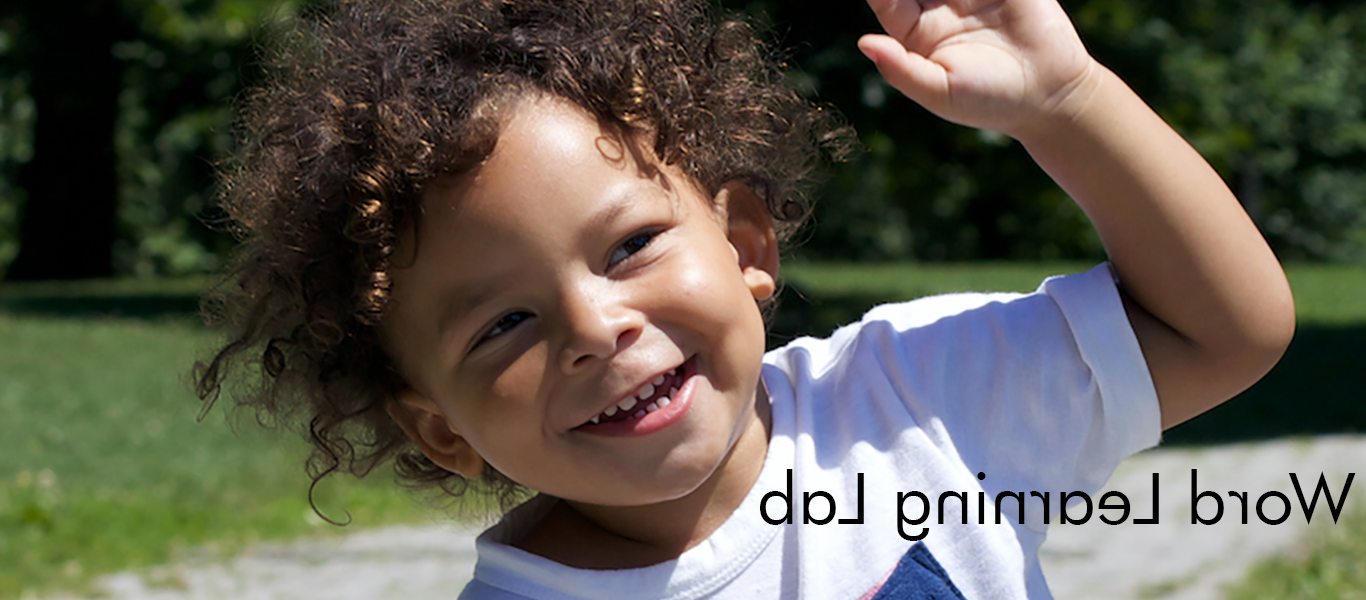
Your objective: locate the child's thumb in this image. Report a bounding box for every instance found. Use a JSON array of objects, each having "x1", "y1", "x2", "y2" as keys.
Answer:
[{"x1": 857, "y1": 35, "x2": 948, "y2": 112}]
